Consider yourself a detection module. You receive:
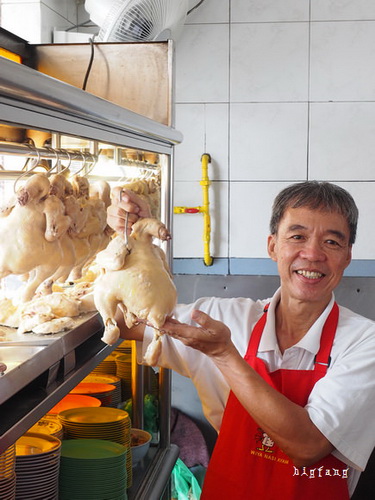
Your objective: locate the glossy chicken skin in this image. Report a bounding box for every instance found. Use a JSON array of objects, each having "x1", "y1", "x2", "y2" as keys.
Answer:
[
  {"x1": 0, "y1": 174, "x2": 68, "y2": 302},
  {"x1": 94, "y1": 217, "x2": 177, "y2": 365}
]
